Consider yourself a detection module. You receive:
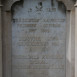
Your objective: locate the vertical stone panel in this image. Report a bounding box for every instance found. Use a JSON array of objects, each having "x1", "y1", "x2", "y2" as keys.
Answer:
[
  {"x1": 12, "y1": 0, "x2": 66, "y2": 77},
  {"x1": 0, "y1": 0, "x2": 2, "y2": 77},
  {"x1": 75, "y1": 2, "x2": 77, "y2": 77}
]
